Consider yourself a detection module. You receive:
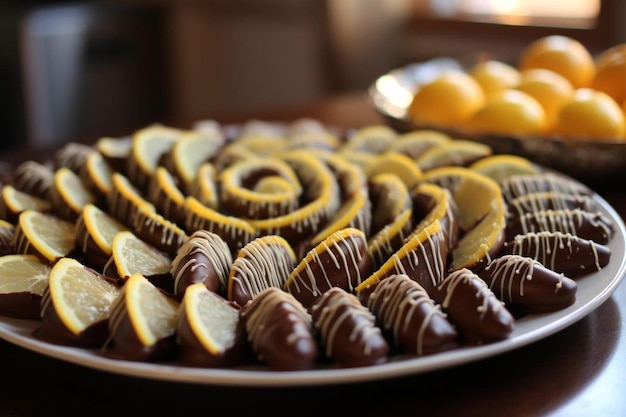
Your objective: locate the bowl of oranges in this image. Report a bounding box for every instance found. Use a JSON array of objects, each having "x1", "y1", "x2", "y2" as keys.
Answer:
[{"x1": 370, "y1": 35, "x2": 626, "y2": 186}]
